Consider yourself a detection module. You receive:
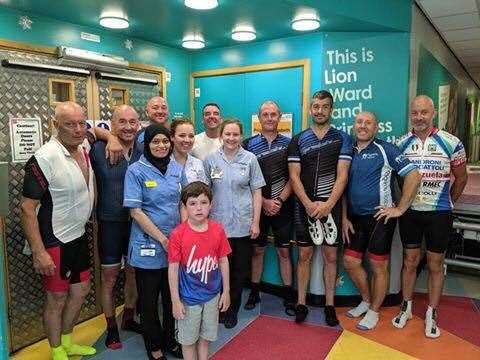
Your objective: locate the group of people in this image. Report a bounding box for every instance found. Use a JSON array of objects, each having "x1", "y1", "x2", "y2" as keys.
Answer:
[{"x1": 20, "y1": 90, "x2": 467, "y2": 360}]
